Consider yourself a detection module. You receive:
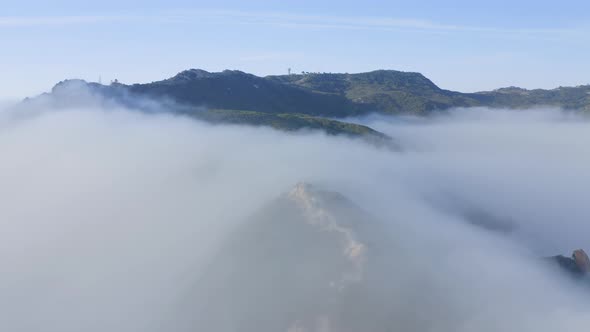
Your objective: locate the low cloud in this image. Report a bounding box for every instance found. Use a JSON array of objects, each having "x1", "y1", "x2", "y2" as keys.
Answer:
[{"x1": 1, "y1": 101, "x2": 590, "y2": 331}]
